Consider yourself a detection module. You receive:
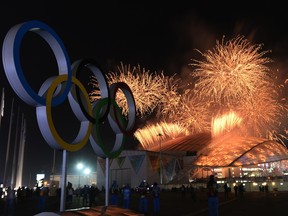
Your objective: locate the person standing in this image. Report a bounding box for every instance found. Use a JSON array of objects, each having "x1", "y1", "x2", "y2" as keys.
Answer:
[
  {"x1": 110, "y1": 180, "x2": 119, "y2": 205},
  {"x1": 38, "y1": 186, "x2": 47, "y2": 213},
  {"x1": 122, "y1": 184, "x2": 131, "y2": 209},
  {"x1": 233, "y1": 184, "x2": 238, "y2": 197},
  {"x1": 180, "y1": 184, "x2": 186, "y2": 200},
  {"x1": 207, "y1": 175, "x2": 218, "y2": 216},
  {"x1": 4, "y1": 186, "x2": 16, "y2": 215},
  {"x1": 82, "y1": 185, "x2": 89, "y2": 206},
  {"x1": 223, "y1": 182, "x2": 229, "y2": 200},
  {"x1": 66, "y1": 184, "x2": 74, "y2": 207},
  {"x1": 152, "y1": 182, "x2": 160, "y2": 216},
  {"x1": 238, "y1": 183, "x2": 244, "y2": 198},
  {"x1": 189, "y1": 184, "x2": 196, "y2": 202},
  {"x1": 138, "y1": 180, "x2": 148, "y2": 215},
  {"x1": 89, "y1": 185, "x2": 96, "y2": 207}
]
